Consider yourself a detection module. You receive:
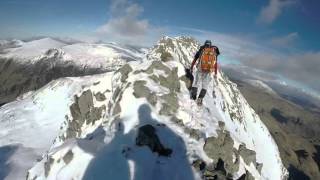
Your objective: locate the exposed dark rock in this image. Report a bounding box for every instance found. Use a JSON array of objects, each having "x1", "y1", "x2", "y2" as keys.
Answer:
[
  {"x1": 238, "y1": 143, "x2": 257, "y2": 165},
  {"x1": 158, "y1": 67, "x2": 180, "y2": 93},
  {"x1": 192, "y1": 159, "x2": 206, "y2": 171},
  {"x1": 93, "y1": 81, "x2": 100, "y2": 86},
  {"x1": 94, "y1": 92, "x2": 106, "y2": 101},
  {"x1": 255, "y1": 162, "x2": 263, "y2": 174},
  {"x1": 112, "y1": 87, "x2": 121, "y2": 101},
  {"x1": 149, "y1": 75, "x2": 159, "y2": 83},
  {"x1": 44, "y1": 157, "x2": 54, "y2": 177},
  {"x1": 237, "y1": 170, "x2": 255, "y2": 180},
  {"x1": 136, "y1": 124, "x2": 172, "y2": 156},
  {"x1": 145, "y1": 61, "x2": 170, "y2": 75},
  {"x1": 112, "y1": 102, "x2": 121, "y2": 116},
  {"x1": 160, "y1": 51, "x2": 173, "y2": 62},
  {"x1": 203, "y1": 130, "x2": 239, "y2": 174},
  {"x1": 63, "y1": 150, "x2": 74, "y2": 165},
  {"x1": 184, "y1": 128, "x2": 202, "y2": 140},
  {"x1": 159, "y1": 93, "x2": 179, "y2": 116},
  {"x1": 170, "y1": 116, "x2": 184, "y2": 126},
  {"x1": 218, "y1": 121, "x2": 225, "y2": 129},
  {"x1": 201, "y1": 159, "x2": 233, "y2": 180},
  {"x1": 66, "y1": 90, "x2": 106, "y2": 138},
  {"x1": 116, "y1": 64, "x2": 133, "y2": 82},
  {"x1": 180, "y1": 68, "x2": 193, "y2": 90},
  {"x1": 133, "y1": 80, "x2": 157, "y2": 106}
]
